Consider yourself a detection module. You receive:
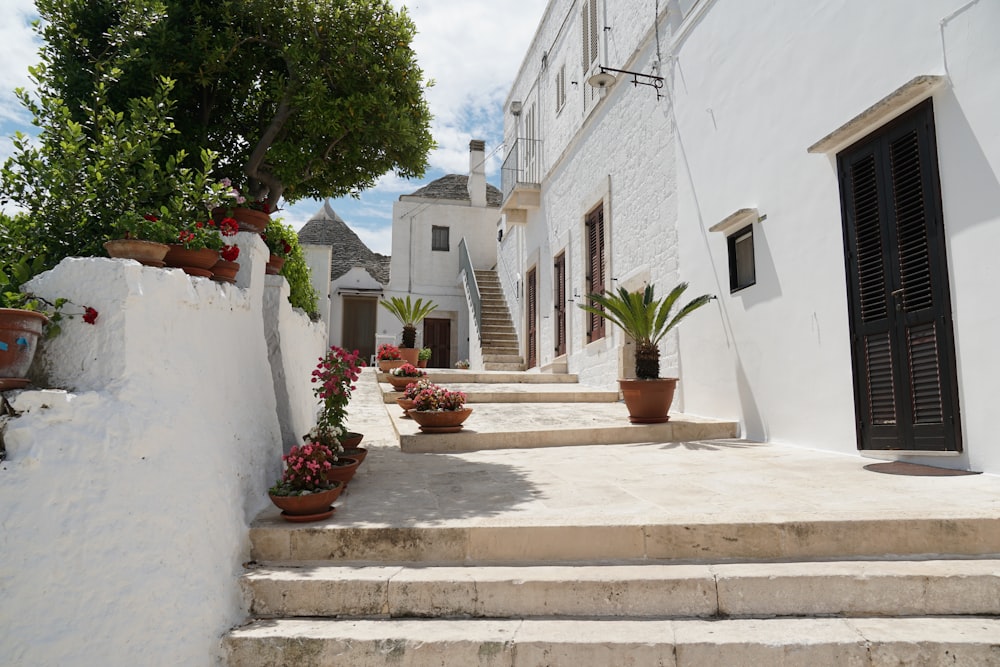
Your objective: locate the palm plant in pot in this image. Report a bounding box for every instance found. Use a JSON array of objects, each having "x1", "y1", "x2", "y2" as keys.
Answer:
[
  {"x1": 379, "y1": 295, "x2": 437, "y2": 364},
  {"x1": 578, "y1": 283, "x2": 712, "y2": 424}
]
